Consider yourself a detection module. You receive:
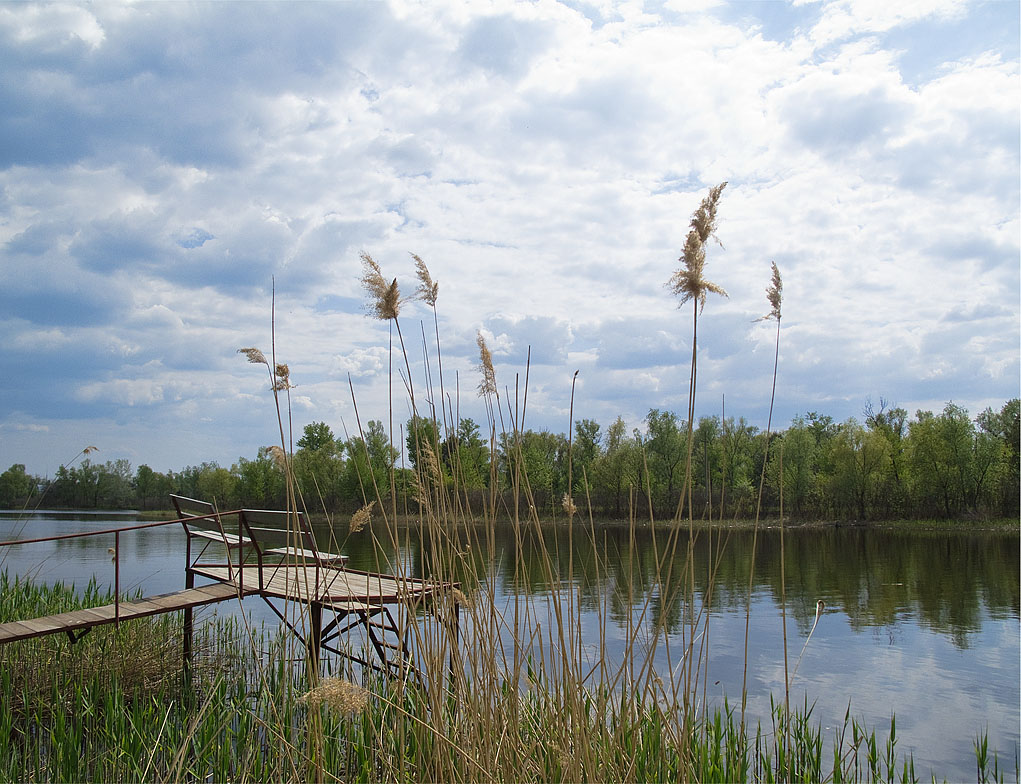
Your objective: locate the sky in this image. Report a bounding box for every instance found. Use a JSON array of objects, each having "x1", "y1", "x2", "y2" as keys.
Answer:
[{"x1": 0, "y1": 0, "x2": 1018, "y2": 478}]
